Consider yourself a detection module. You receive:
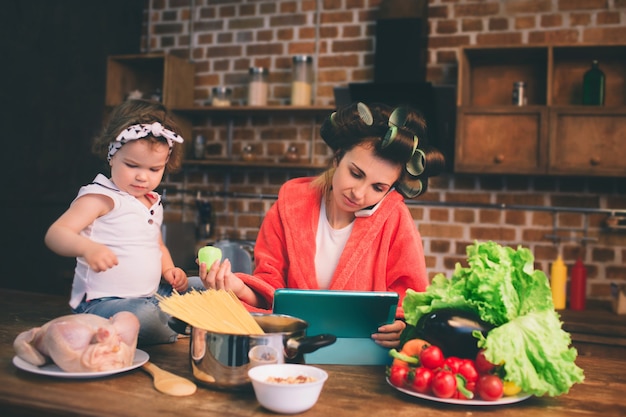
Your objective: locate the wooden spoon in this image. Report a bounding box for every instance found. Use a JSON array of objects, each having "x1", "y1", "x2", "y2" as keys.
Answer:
[{"x1": 141, "y1": 362, "x2": 197, "y2": 396}]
